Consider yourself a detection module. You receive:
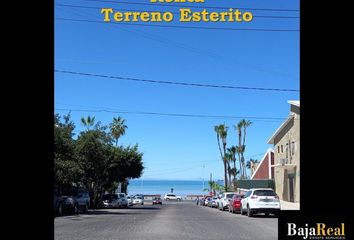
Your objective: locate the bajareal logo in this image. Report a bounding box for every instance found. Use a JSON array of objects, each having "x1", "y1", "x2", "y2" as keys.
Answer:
[{"x1": 287, "y1": 223, "x2": 345, "y2": 239}]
